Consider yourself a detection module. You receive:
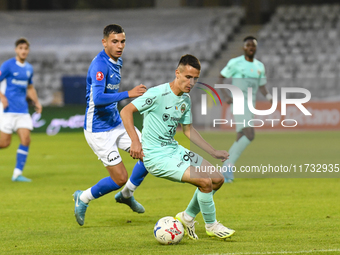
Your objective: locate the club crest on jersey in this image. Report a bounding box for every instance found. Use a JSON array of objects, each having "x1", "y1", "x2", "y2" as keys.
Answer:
[
  {"x1": 96, "y1": 71, "x2": 104, "y2": 81},
  {"x1": 26, "y1": 71, "x2": 31, "y2": 77},
  {"x1": 181, "y1": 103, "x2": 186, "y2": 113}
]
